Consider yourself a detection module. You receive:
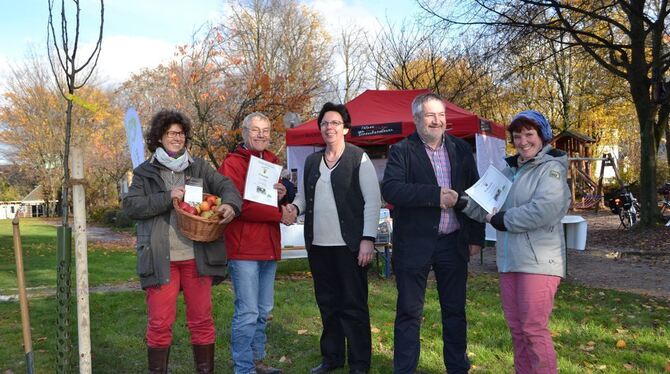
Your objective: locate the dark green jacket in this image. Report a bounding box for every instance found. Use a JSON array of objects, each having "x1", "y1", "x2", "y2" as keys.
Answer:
[{"x1": 123, "y1": 156, "x2": 242, "y2": 289}]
